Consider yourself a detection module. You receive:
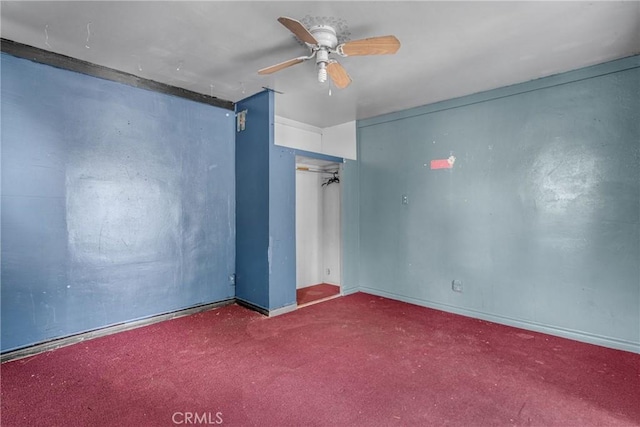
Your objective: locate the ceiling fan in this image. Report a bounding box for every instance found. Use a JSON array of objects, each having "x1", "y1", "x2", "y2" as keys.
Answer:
[{"x1": 258, "y1": 17, "x2": 400, "y2": 89}]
